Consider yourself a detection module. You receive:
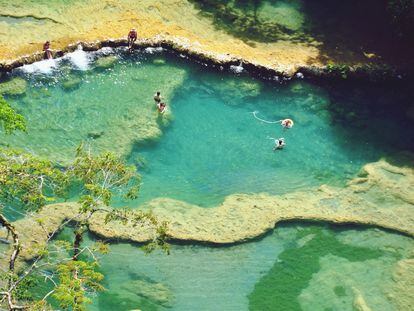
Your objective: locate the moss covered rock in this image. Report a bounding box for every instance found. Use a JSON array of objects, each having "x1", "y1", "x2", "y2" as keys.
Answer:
[
  {"x1": 62, "y1": 76, "x2": 82, "y2": 91},
  {"x1": 122, "y1": 279, "x2": 174, "y2": 307},
  {"x1": 153, "y1": 58, "x2": 166, "y2": 65},
  {"x1": 95, "y1": 56, "x2": 117, "y2": 69},
  {"x1": 0, "y1": 77, "x2": 27, "y2": 96}
]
